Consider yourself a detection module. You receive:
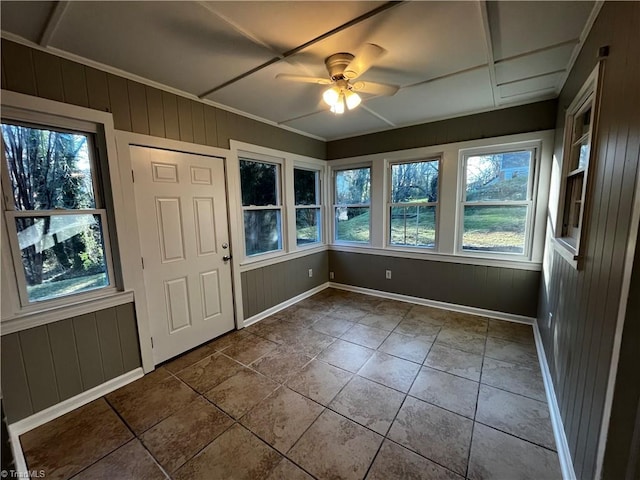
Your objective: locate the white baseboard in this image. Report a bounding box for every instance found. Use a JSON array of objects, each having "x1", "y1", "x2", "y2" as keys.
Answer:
[
  {"x1": 533, "y1": 323, "x2": 576, "y2": 480},
  {"x1": 328, "y1": 282, "x2": 536, "y2": 325},
  {"x1": 7, "y1": 367, "x2": 144, "y2": 474},
  {"x1": 242, "y1": 282, "x2": 330, "y2": 327}
]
